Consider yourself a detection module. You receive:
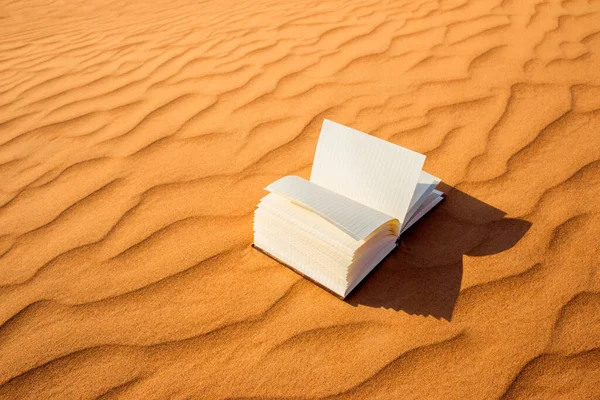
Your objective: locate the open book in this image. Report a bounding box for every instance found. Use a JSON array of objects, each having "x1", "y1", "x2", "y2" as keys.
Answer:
[{"x1": 253, "y1": 119, "x2": 444, "y2": 298}]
